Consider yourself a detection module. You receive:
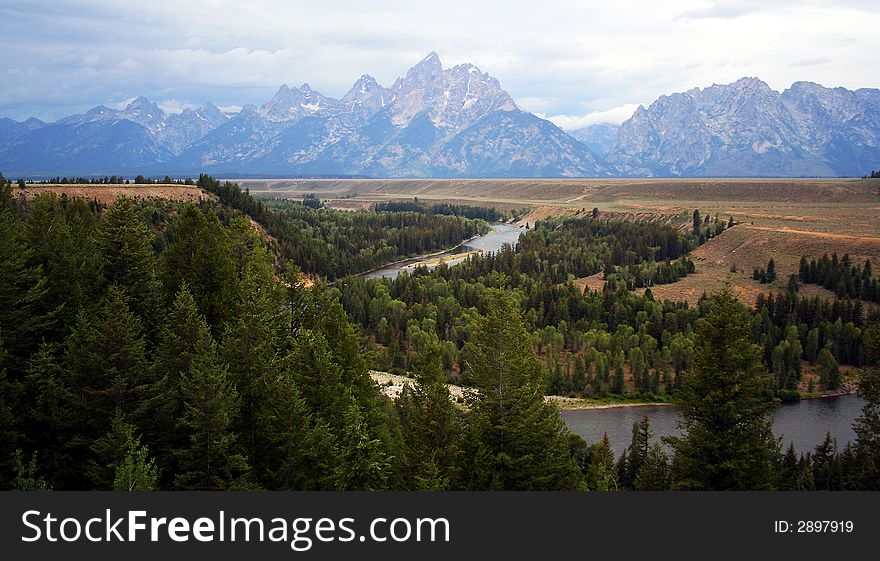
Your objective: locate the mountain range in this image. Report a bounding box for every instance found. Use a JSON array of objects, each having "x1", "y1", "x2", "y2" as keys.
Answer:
[{"x1": 1, "y1": 54, "x2": 878, "y2": 178}]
